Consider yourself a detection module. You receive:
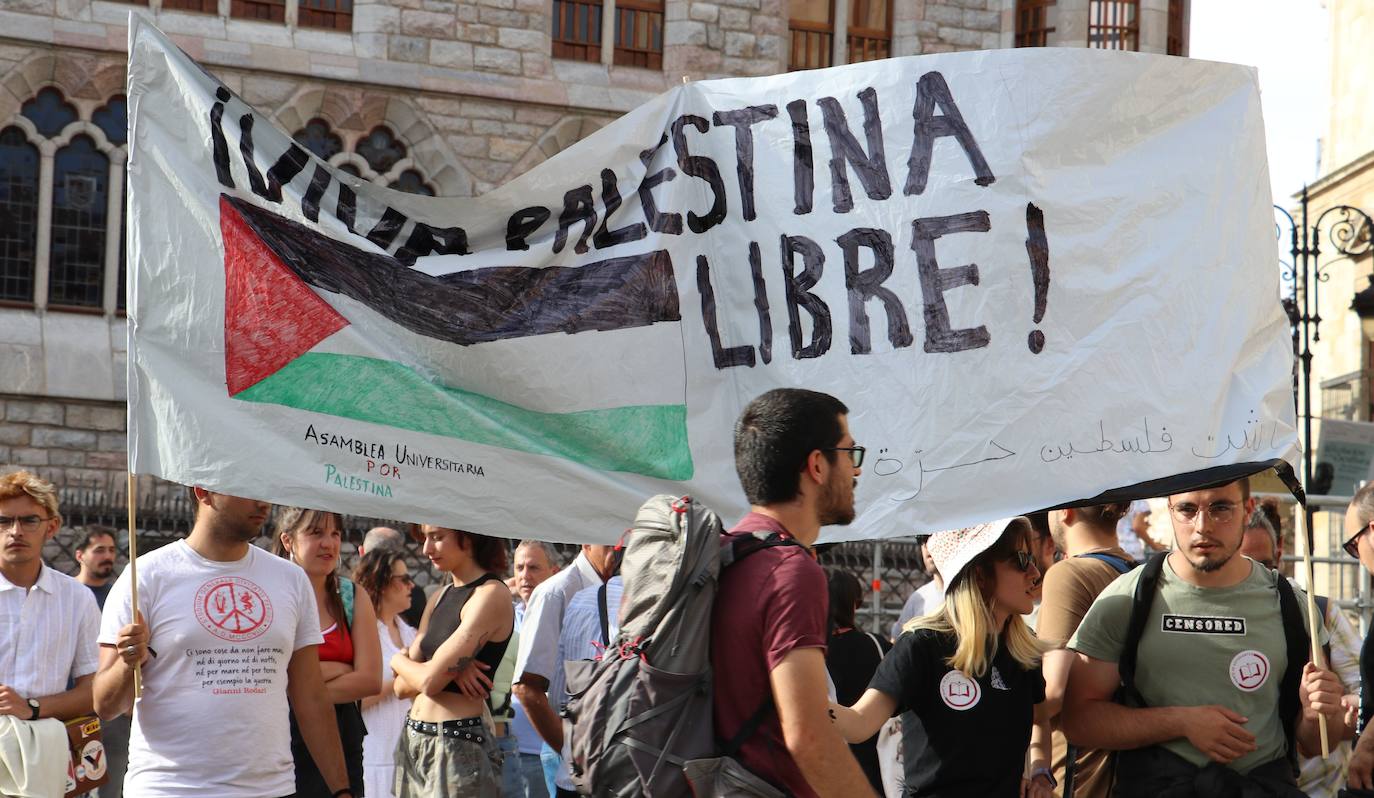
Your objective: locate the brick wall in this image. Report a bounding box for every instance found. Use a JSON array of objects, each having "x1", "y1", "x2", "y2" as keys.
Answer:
[{"x1": 2, "y1": 395, "x2": 128, "y2": 493}]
